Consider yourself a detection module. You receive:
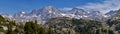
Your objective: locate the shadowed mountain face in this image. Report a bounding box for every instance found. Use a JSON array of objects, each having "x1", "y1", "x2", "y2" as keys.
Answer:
[
  {"x1": 105, "y1": 9, "x2": 120, "y2": 34},
  {"x1": 67, "y1": 8, "x2": 88, "y2": 15},
  {"x1": 36, "y1": 6, "x2": 62, "y2": 20},
  {"x1": 105, "y1": 10, "x2": 119, "y2": 17}
]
